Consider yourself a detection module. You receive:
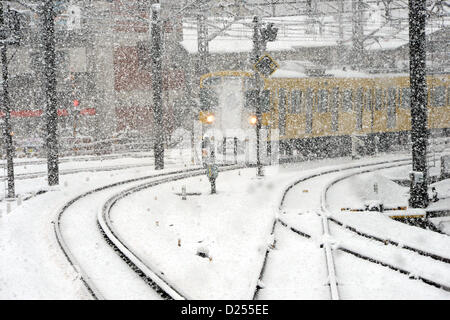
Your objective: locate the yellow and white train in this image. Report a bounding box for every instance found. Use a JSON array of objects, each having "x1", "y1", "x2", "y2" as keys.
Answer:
[{"x1": 199, "y1": 67, "x2": 449, "y2": 157}]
